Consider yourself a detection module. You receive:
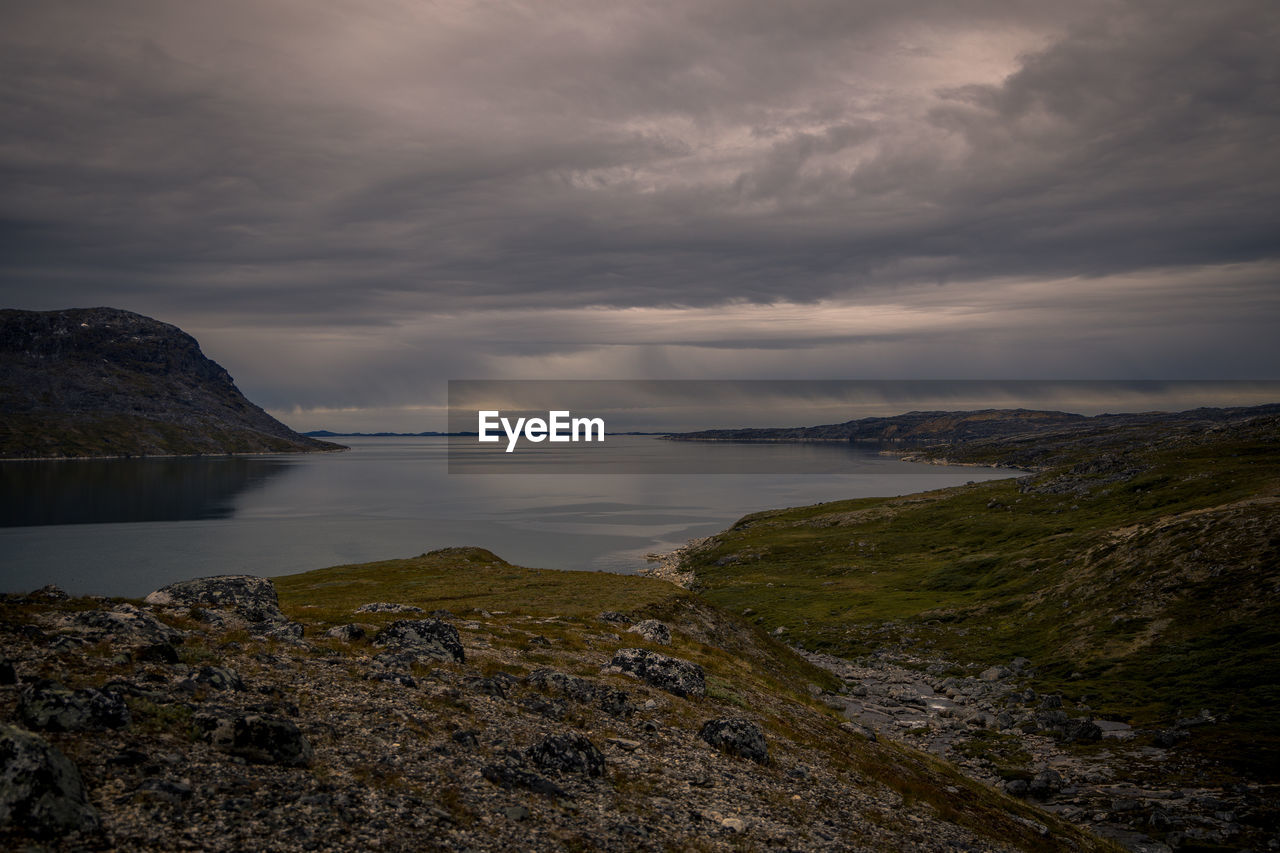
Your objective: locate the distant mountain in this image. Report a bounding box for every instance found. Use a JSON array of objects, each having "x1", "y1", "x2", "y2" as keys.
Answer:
[
  {"x1": 0, "y1": 307, "x2": 345, "y2": 458},
  {"x1": 302, "y1": 430, "x2": 461, "y2": 437},
  {"x1": 666, "y1": 405, "x2": 1280, "y2": 461}
]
